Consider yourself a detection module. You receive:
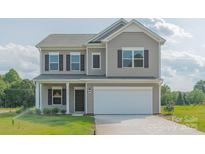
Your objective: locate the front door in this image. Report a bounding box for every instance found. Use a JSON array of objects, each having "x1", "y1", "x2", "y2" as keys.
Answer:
[{"x1": 75, "y1": 89, "x2": 85, "y2": 112}]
